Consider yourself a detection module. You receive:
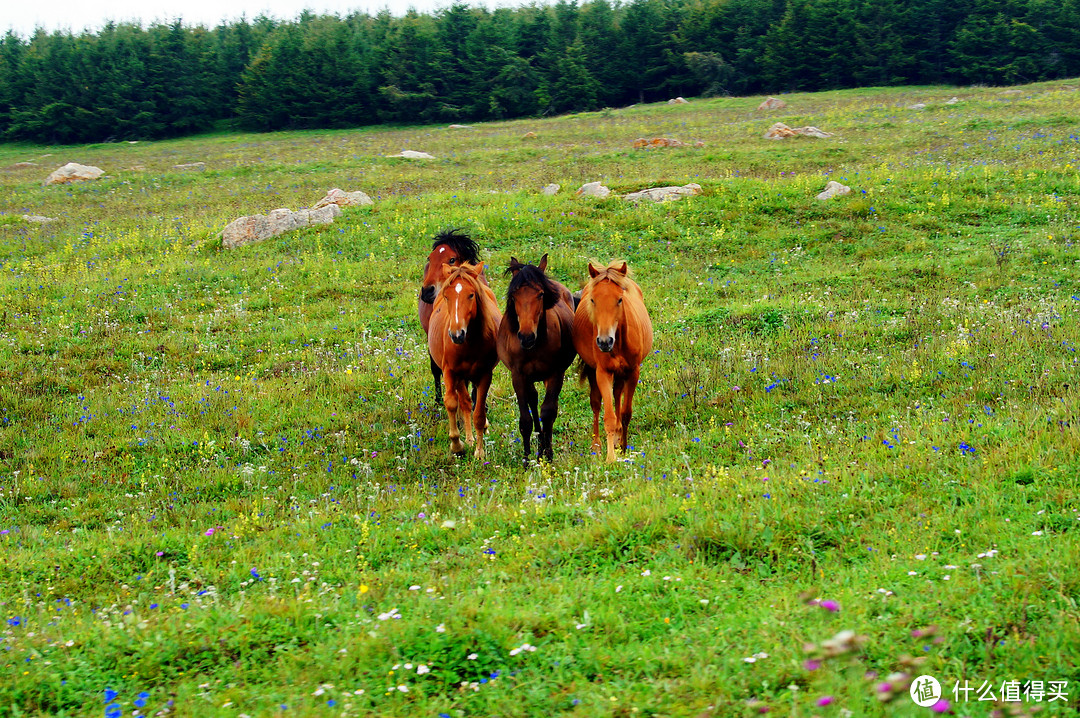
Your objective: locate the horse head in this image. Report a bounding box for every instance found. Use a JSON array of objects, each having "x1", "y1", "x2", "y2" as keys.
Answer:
[
  {"x1": 420, "y1": 229, "x2": 480, "y2": 304},
  {"x1": 506, "y1": 254, "x2": 558, "y2": 350},
  {"x1": 586, "y1": 261, "x2": 629, "y2": 353},
  {"x1": 441, "y1": 262, "x2": 486, "y2": 345}
]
